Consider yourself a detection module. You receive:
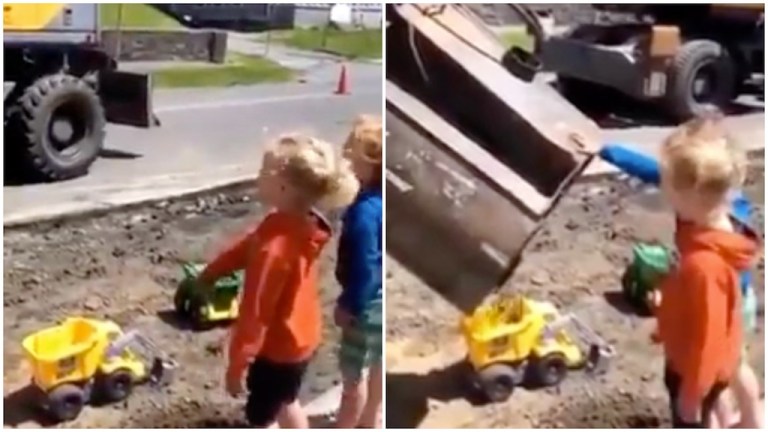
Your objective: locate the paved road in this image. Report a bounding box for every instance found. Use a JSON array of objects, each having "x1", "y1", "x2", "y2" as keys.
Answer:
[{"x1": 4, "y1": 62, "x2": 382, "y2": 225}]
